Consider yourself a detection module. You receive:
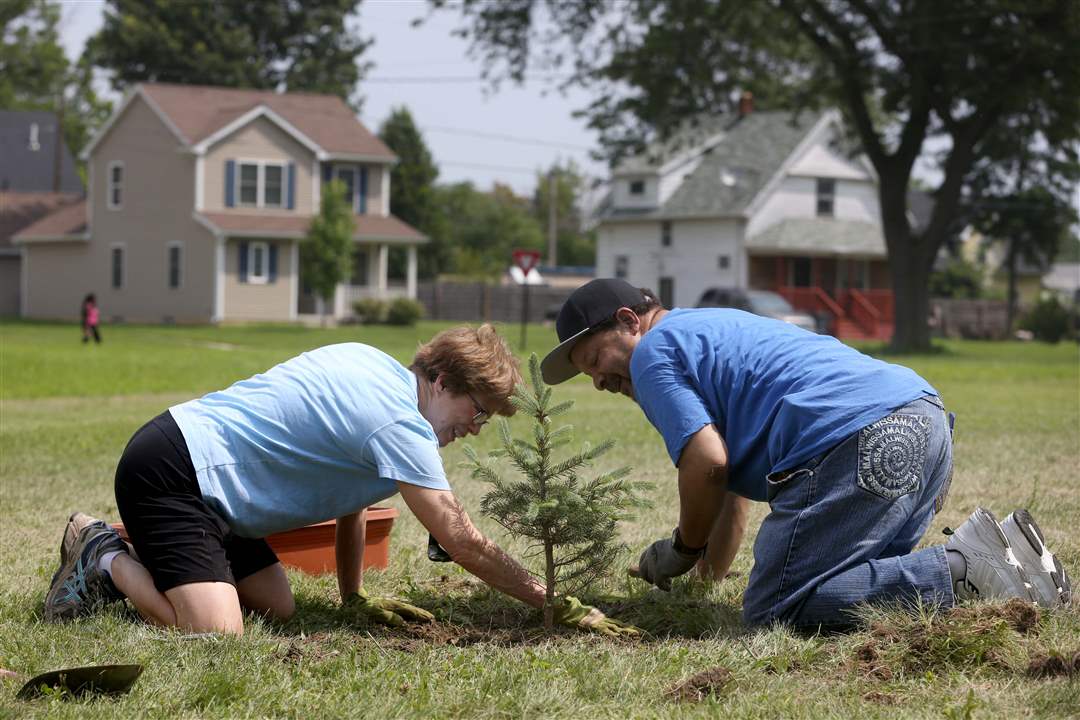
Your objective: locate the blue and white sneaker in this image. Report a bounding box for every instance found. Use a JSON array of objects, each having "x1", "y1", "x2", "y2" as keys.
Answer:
[
  {"x1": 945, "y1": 507, "x2": 1037, "y2": 603},
  {"x1": 1001, "y1": 509, "x2": 1071, "y2": 607},
  {"x1": 44, "y1": 522, "x2": 127, "y2": 622}
]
